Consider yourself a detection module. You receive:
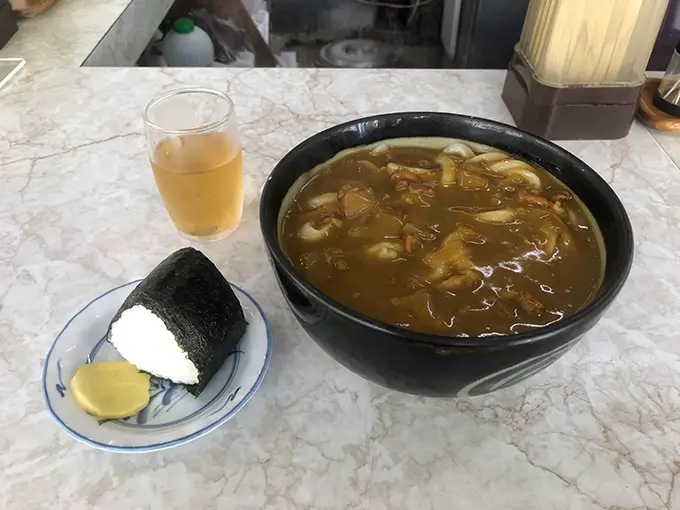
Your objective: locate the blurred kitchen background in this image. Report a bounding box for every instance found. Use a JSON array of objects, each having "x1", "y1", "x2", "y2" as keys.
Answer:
[
  {"x1": 137, "y1": 0, "x2": 680, "y2": 70},
  {"x1": 3, "y1": 0, "x2": 680, "y2": 71}
]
